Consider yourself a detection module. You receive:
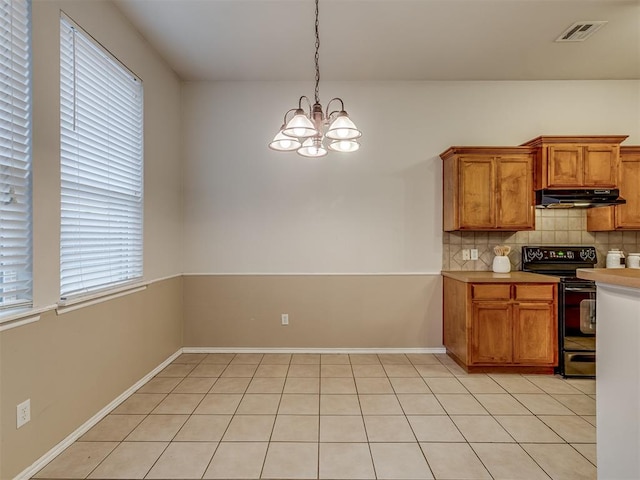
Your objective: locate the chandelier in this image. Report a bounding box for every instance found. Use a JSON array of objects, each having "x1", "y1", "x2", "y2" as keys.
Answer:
[{"x1": 269, "y1": 0, "x2": 361, "y2": 158}]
